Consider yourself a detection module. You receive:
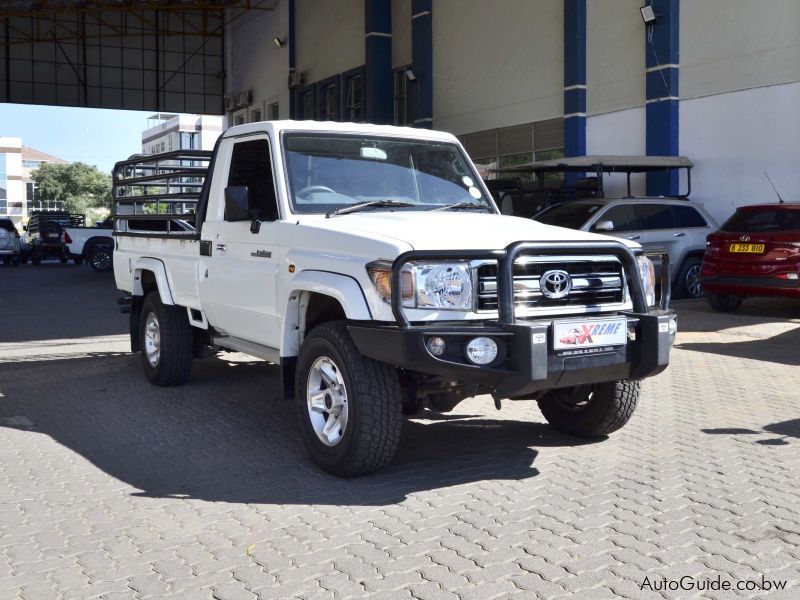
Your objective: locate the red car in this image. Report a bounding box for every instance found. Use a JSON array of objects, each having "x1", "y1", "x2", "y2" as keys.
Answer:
[{"x1": 702, "y1": 203, "x2": 800, "y2": 312}]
